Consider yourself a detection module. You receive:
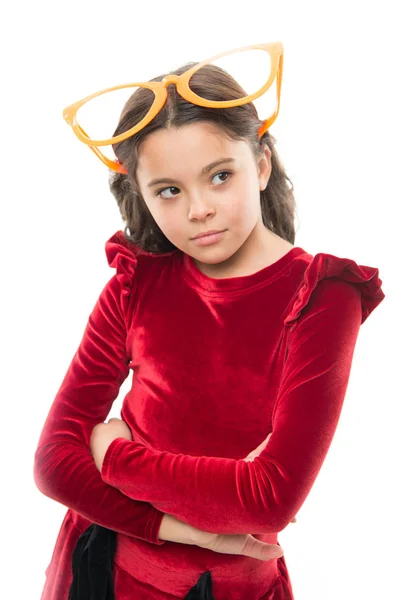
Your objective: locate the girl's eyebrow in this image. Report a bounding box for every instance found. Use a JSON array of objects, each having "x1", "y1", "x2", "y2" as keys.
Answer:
[{"x1": 146, "y1": 157, "x2": 237, "y2": 188}]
